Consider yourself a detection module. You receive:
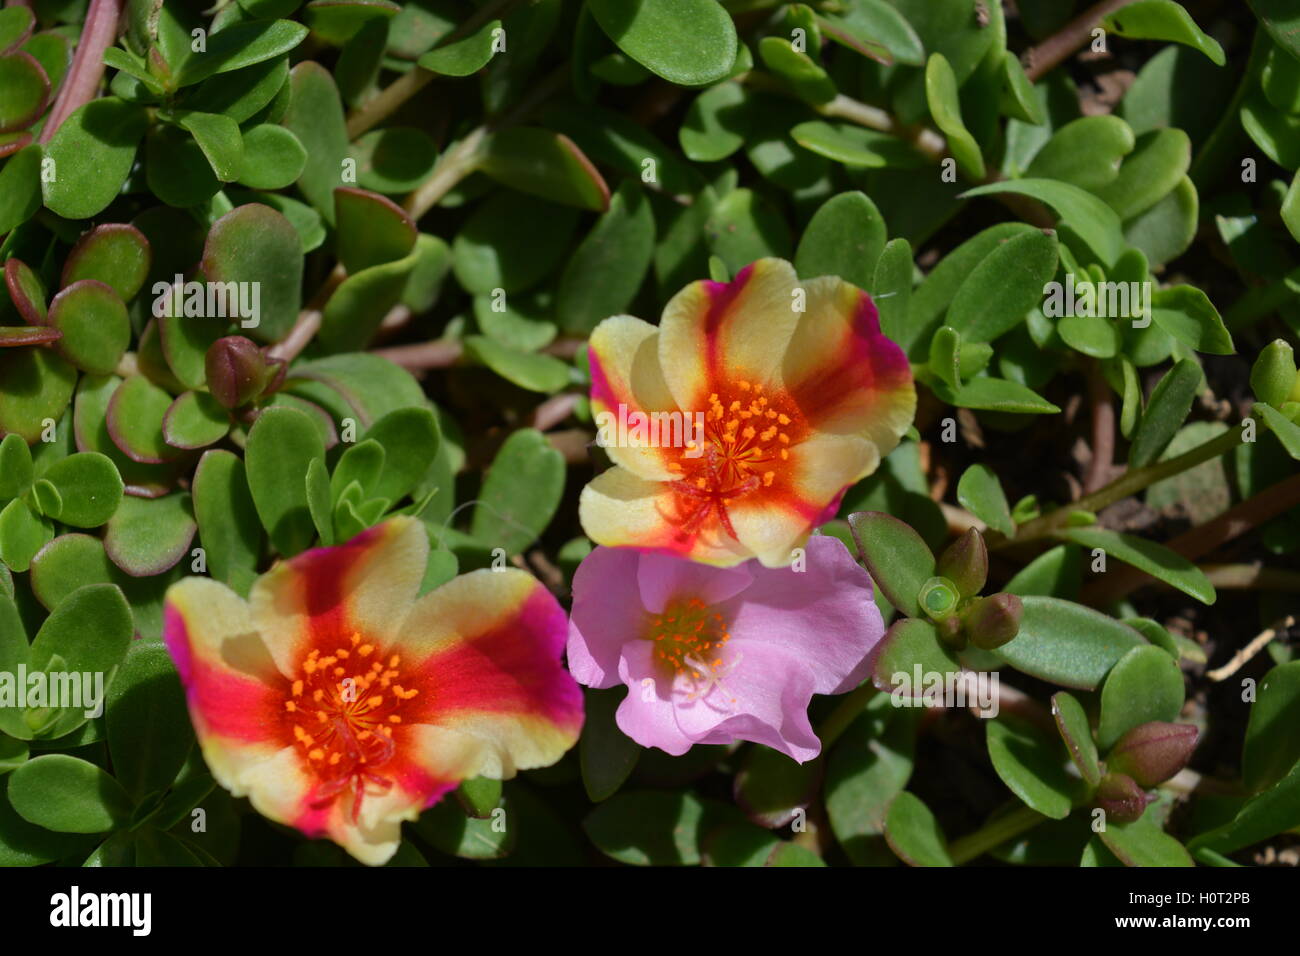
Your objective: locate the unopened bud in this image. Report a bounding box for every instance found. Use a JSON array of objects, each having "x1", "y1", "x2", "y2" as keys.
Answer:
[
  {"x1": 1094, "y1": 771, "x2": 1148, "y2": 824},
  {"x1": 918, "y1": 576, "x2": 960, "y2": 622},
  {"x1": 1251, "y1": 339, "x2": 1297, "y2": 408},
  {"x1": 1106, "y1": 721, "x2": 1198, "y2": 788},
  {"x1": 206, "y1": 336, "x2": 268, "y2": 409},
  {"x1": 938, "y1": 527, "x2": 988, "y2": 597},
  {"x1": 963, "y1": 592, "x2": 1022, "y2": 649}
]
